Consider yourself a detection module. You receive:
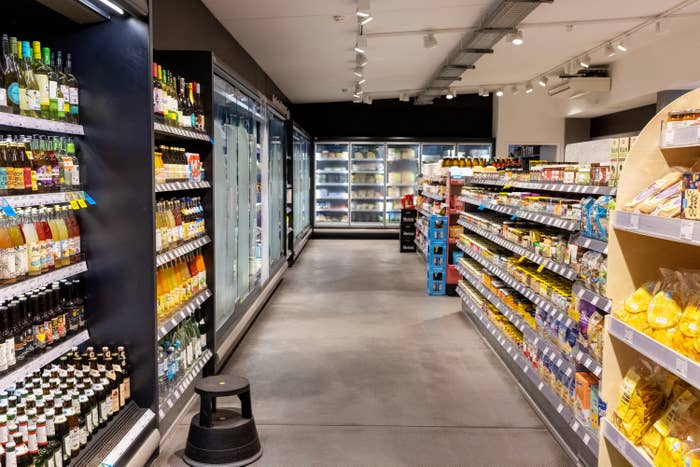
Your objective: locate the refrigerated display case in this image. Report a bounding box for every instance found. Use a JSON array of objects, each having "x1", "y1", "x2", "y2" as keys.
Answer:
[
  {"x1": 315, "y1": 142, "x2": 350, "y2": 226},
  {"x1": 457, "y1": 143, "x2": 492, "y2": 163},
  {"x1": 268, "y1": 112, "x2": 286, "y2": 269},
  {"x1": 386, "y1": 143, "x2": 419, "y2": 224},
  {"x1": 421, "y1": 143, "x2": 456, "y2": 169},
  {"x1": 350, "y1": 143, "x2": 385, "y2": 226},
  {"x1": 293, "y1": 128, "x2": 312, "y2": 242}
]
